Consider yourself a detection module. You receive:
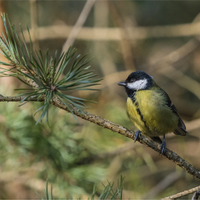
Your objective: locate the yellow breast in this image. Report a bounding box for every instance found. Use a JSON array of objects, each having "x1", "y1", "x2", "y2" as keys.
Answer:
[{"x1": 126, "y1": 90, "x2": 179, "y2": 137}]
